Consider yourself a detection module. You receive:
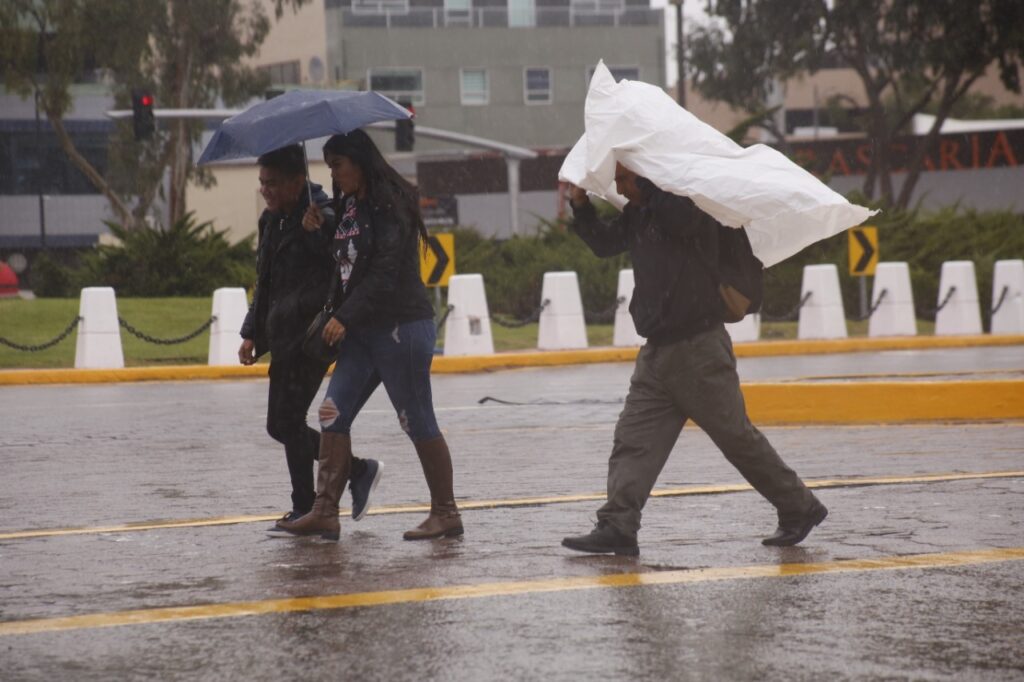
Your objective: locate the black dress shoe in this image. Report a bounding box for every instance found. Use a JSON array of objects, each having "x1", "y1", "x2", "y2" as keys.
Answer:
[
  {"x1": 562, "y1": 521, "x2": 639, "y2": 556},
  {"x1": 762, "y1": 501, "x2": 828, "y2": 546}
]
